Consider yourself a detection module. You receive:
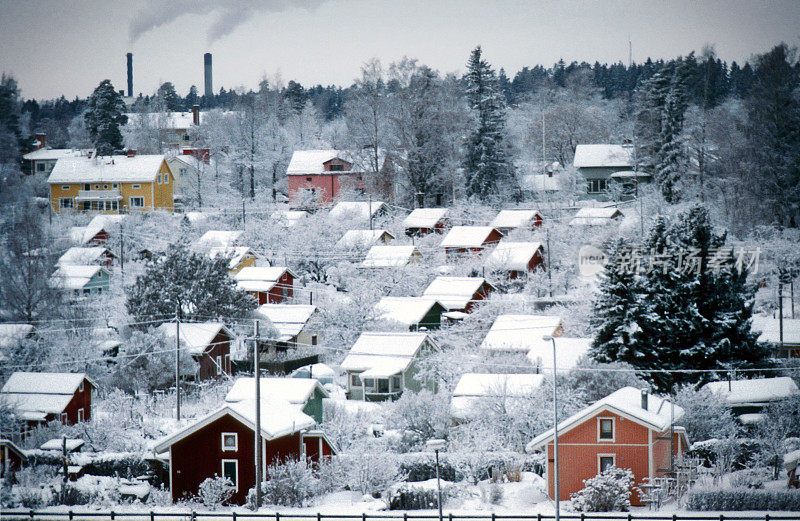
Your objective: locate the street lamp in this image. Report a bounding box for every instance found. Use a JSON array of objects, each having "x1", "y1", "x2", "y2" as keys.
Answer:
[
  {"x1": 426, "y1": 438, "x2": 446, "y2": 521},
  {"x1": 543, "y1": 335, "x2": 560, "y2": 521}
]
